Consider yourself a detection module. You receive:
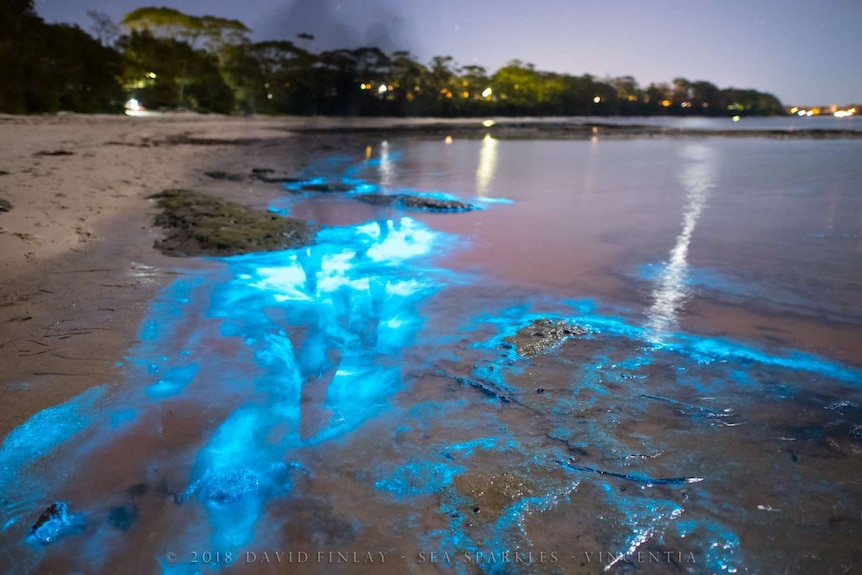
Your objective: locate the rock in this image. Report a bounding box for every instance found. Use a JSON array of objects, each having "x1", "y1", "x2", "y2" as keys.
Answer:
[
  {"x1": 125, "y1": 483, "x2": 148, "y2": 498},
  {"x1": 296, "y1": 183, "x2": 354, "y2": 193},
  {"x1": 502, "y1": 318, "x2": 587, "y2": 358},
  {"x1": 33, "y1": 149, "x2": 74, "y2": 156},
  {"x1": 0, "y1": 198, "x2": 11, "y2": 212},
  {"x1": 108, "y1": 502, "x2": 139, "y2": 532},
  {"x1": 354, "y1": 193, "x2": 476, "y2": 212},
  {"x1": 28, "y1": 501, "x2": 85, "y2": 545},
  {"x1": 151, "y1": 189, "x2": 316, "y2": 257}
]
